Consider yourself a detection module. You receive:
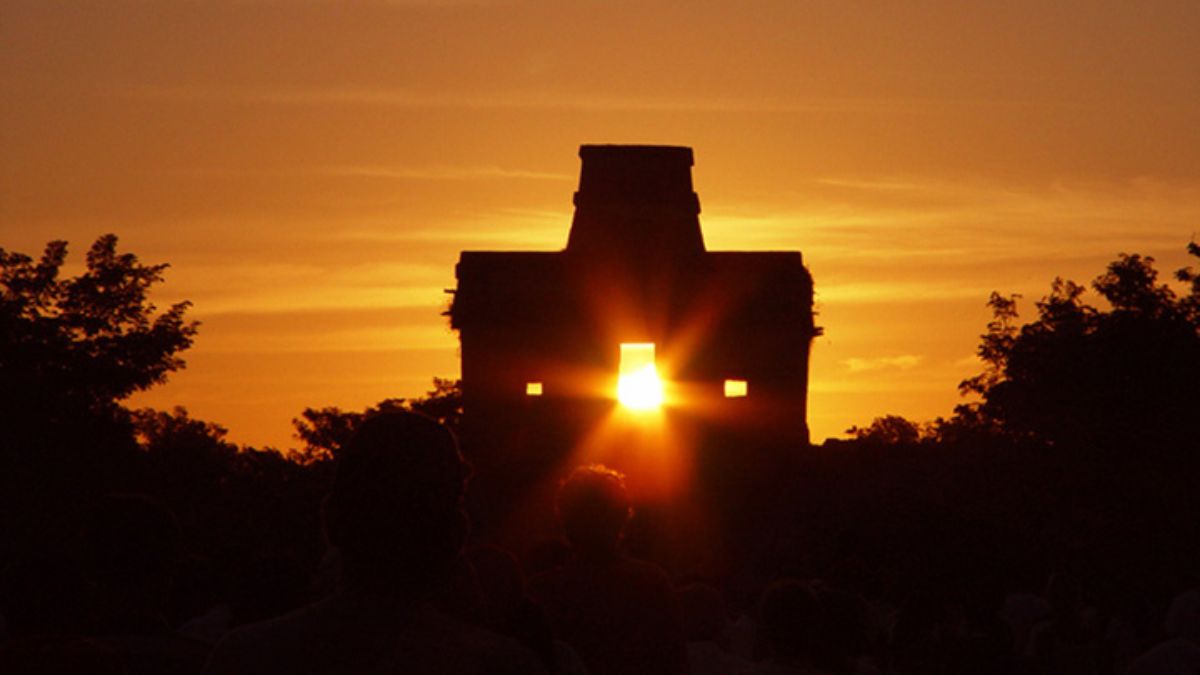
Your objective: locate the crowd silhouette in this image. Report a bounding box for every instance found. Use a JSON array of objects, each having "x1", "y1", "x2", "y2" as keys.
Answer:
[{"x1": 2, "y1": 410, "x2": 1199, "y2": 674}]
